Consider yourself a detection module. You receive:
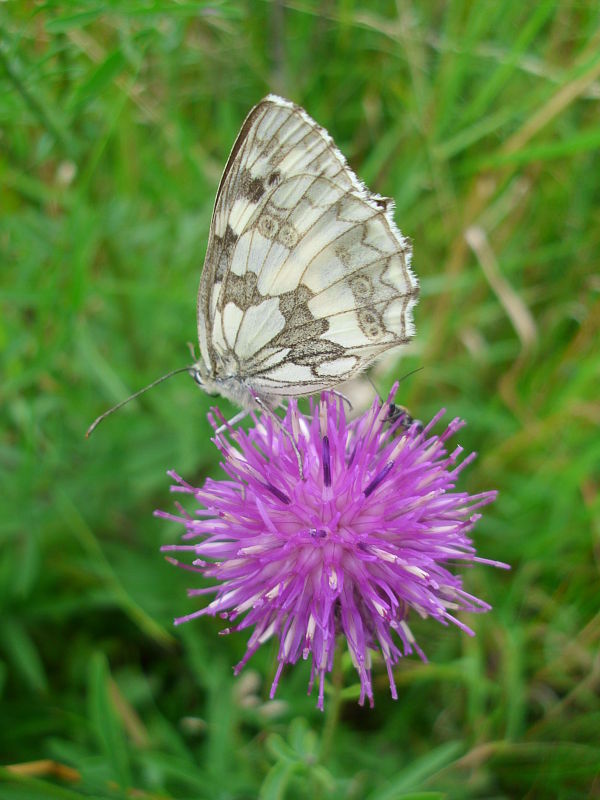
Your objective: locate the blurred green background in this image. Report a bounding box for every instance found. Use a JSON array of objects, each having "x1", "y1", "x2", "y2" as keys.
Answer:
[{"x1": 2, "y1": 2, "x2": 599, "y2": 798}]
